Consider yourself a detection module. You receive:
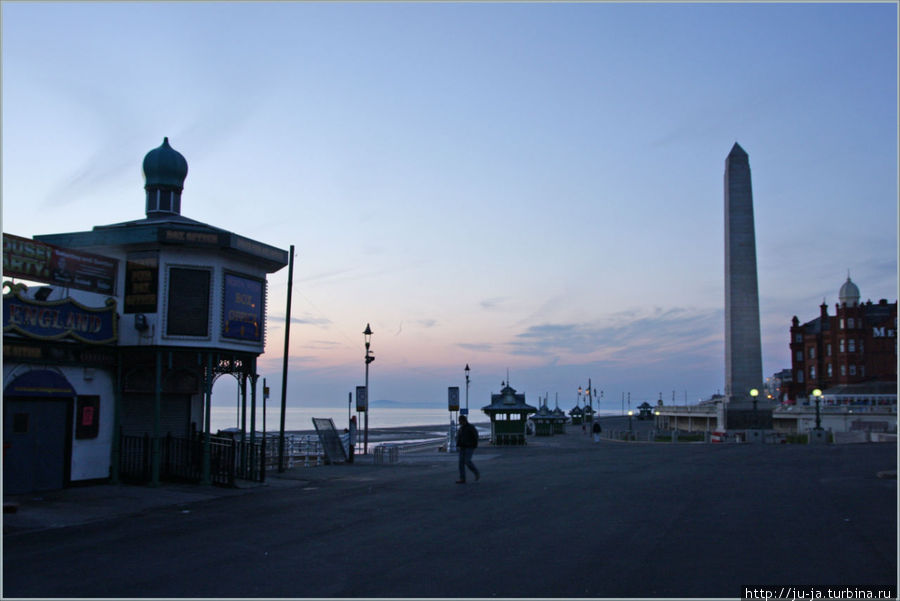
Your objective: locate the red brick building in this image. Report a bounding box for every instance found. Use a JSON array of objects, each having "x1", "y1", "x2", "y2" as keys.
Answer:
[{"x1": 788, "y1": 276, "x2": 896, "y2": 402}]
